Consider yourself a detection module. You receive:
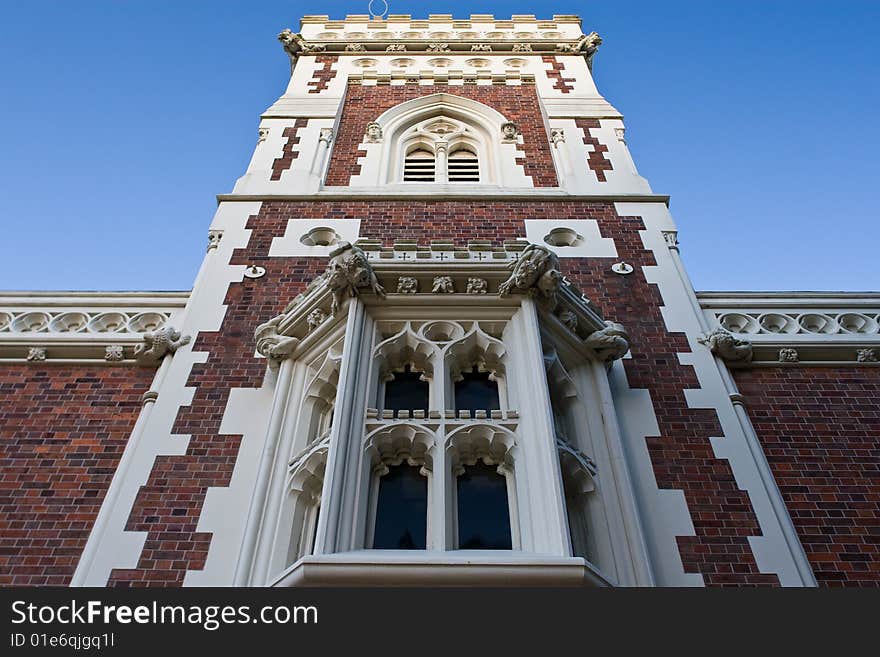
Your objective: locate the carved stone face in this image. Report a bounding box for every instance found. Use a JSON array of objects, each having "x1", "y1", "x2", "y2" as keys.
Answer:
[
  {"x1": 501, "y1": 122, "x2": 518, "y2": 140},
  {"x1": 366, "y1": 122, "x2": 382, "y2": 141}
]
